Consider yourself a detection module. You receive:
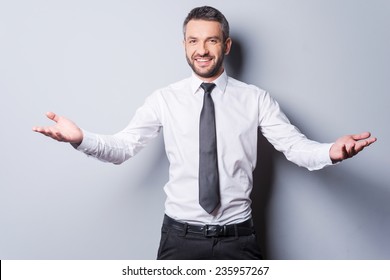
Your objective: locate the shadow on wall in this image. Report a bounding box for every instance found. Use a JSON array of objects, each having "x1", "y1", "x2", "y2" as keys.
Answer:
[
  {"x1": 225, "y1": 35, "x2": 245, "y2": 80},
  {"x1": 251, "y1": 132, "x2": 276, "y2": 259}
]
